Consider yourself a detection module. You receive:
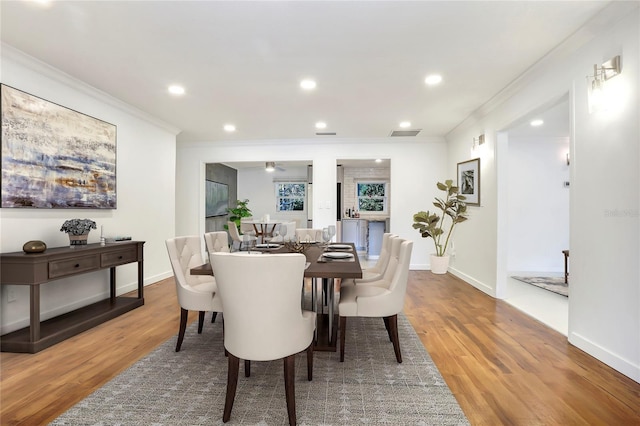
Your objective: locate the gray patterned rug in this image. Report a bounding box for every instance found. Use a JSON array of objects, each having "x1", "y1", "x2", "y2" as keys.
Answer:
[
  {"x1": 512, "y1": 276, "x2": 569, "y2": 297},
  {"x1": 50, "y1": 313, "x2": 468, "y2": 425}
]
